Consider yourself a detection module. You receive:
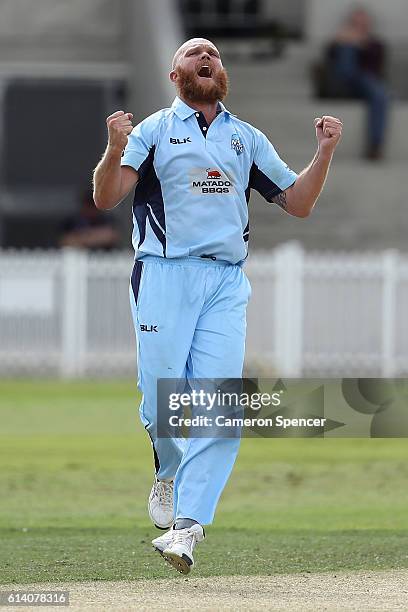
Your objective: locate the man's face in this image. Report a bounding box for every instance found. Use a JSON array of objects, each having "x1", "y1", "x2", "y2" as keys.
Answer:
[
  {"x1": 170, "y1": 39, "x2": 229, "y2": 104},
  {"x1": 350, "y1": 9, "x2": 372, "y2": 34}
]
